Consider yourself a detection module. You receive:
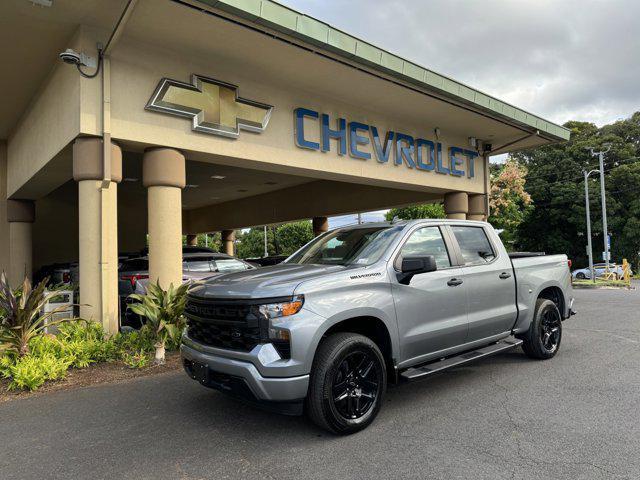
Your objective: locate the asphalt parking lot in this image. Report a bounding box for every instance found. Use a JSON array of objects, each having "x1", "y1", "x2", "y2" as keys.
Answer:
[{"x1": 1, "y1": 286, "x2": 639, "y2": 480}]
